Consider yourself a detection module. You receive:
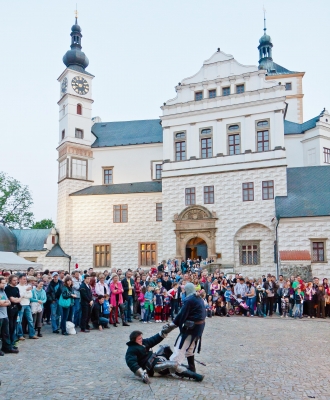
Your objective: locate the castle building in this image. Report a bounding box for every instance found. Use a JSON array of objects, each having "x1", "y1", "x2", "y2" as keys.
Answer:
[{"x1": 51, "y1": 17, "x2": 330, "y2": 278}]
